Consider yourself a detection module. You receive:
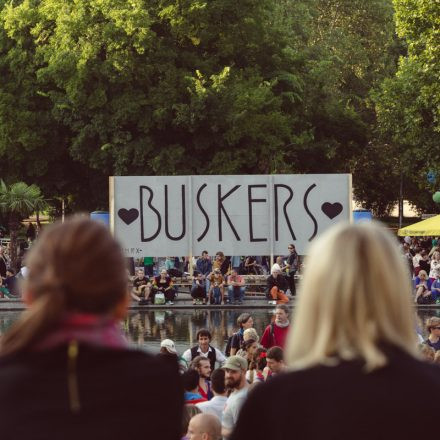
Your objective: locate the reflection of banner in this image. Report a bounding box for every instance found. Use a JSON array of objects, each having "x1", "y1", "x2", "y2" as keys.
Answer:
[{"x1": 110, "y1": 174, "x2": 352, "y2": 257}]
